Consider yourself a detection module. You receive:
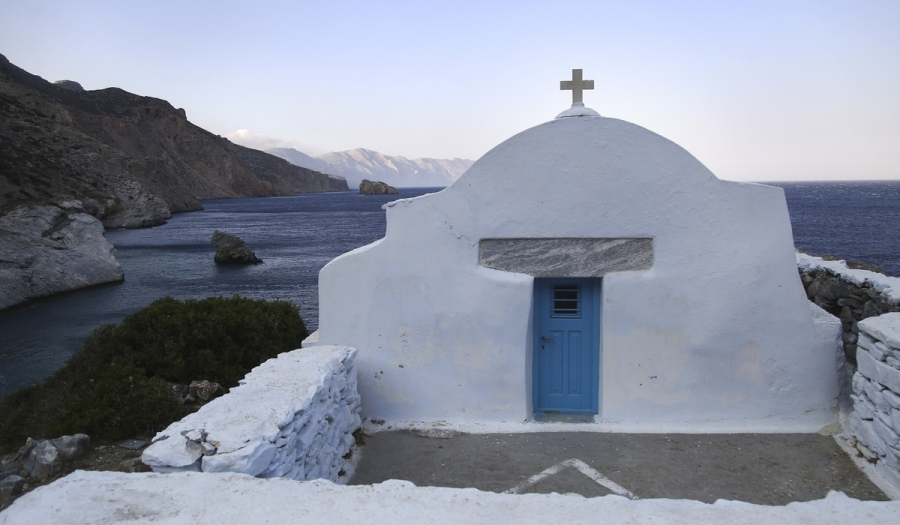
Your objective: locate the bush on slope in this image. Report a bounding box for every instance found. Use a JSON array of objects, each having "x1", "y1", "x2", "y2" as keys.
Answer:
[{"x1": 0, "y1": 296, "x2": 308, "y2": 452}]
